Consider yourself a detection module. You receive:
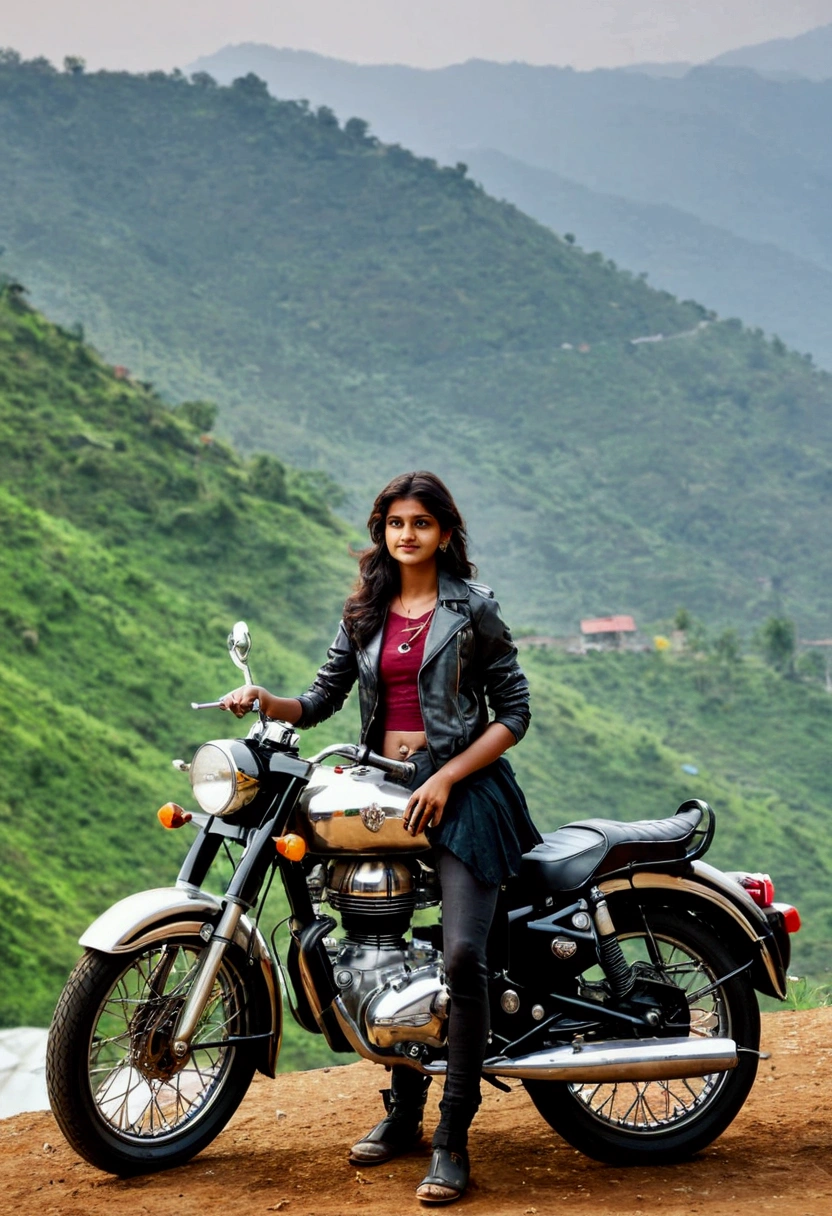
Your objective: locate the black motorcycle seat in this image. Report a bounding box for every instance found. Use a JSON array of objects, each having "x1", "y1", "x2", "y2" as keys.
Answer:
[{"x1": 519, "y1": 807, "x2": 703, "y2": 896}]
